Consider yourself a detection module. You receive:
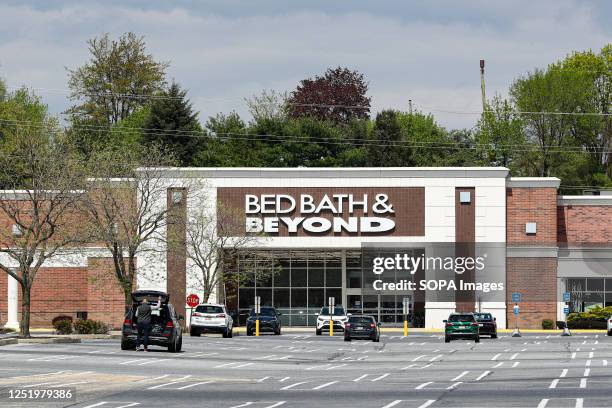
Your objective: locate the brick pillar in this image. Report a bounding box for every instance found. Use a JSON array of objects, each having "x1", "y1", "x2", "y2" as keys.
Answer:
[
  {"x1": 167, "y1": 188, "x2": 187, "y2": 321},
  {"x1": 455, "y1": 187, "x2": 475, "y2": 312},
  {"x1": 87, "y1": 258, "x2": 127, "y2": 329}
]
